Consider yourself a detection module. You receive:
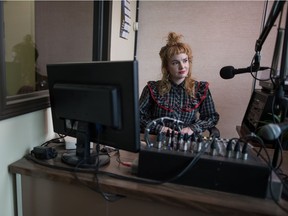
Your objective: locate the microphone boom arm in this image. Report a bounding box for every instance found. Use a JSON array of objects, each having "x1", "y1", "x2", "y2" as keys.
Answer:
[{"x1": 255, "y1": 0, "x2": 285, "y2": 53}]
